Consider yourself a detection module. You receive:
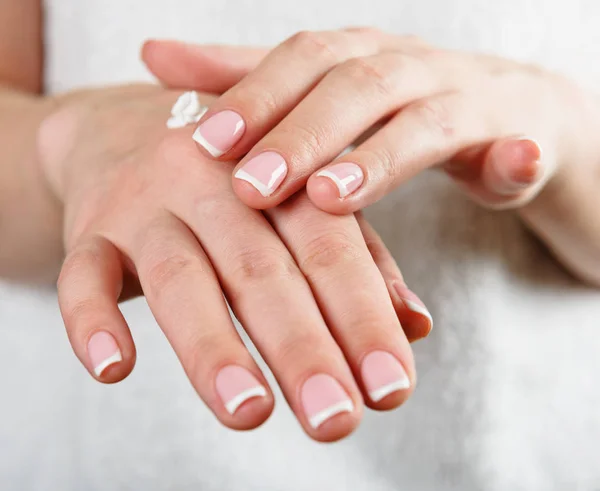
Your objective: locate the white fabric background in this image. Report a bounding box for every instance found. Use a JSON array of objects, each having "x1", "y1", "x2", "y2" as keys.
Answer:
[{"x1": 1, "y1": 1, "x2": 600, "y2": 490}]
